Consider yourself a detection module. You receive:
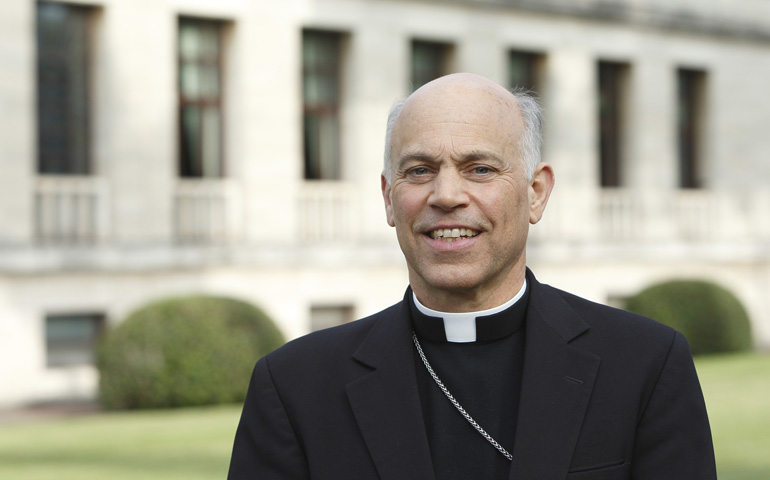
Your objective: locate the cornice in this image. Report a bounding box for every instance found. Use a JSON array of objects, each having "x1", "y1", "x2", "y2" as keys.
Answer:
[{"x1": 405, "y1": 0, "x2": 770, "y2": 43}]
